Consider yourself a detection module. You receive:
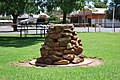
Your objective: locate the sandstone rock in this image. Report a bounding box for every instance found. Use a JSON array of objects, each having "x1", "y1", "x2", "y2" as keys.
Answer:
[
  {"x1": 55, "y1": 26, "x2": 63, "y2": 33},
  {"x1": 36, "y1": 57, "x2": 52, "y2": 65},
  {"x1": 70, "y1": 40, "x2": 76, "y2": 44},
  {"x1": 49, "y1": 55, "x2": 62, "y2": 61},
  {"x1": 59, "y1": 42, "x2": 68, "y2": 47},
  {"x1": 72, "y1": 56, "x2": 84, "y2": 64},
  {"x1": 63, "y1": 49, "x2": 76, "y2": 54},
  {"x1": 63, "y1": 54, "x2": 75, "y2": 61},
  {"x1": 53, "y1": 51, "x2": 63, "y2": 56},
  {"x1": 44, "y1": 58, "x2": 53, "y2": 64},
  {"x1": 47, "y1": 26, "x2": 56, "y2": 34},
  {"x1": 64, "y1": 29, "x2": 73, "y2": 33},
  {"x1": 49, "y1": 51, "x2": 63, "y2": 56},
  {"x1": 75, "y1": 41, "x2": 79, "y2": 47},
  {"x1": 53, "y1": 60, "x2": 70, "y2": 65},
  {"x1": 70, "y1": 40, "x2": 80, "y2": 48},
  {"x1": 49, "y1": 24, "x2": 74, "y2": 30},
  {"x1": 36, "y1": 57, "x2": 45, "y2": 63},
  {"x1": 78, "y1": 53, "x2": 84, "y2": 58},
  {"x1": 54, "y1": 47, "x2": 66, "y2": 51},
  {"x1": 59, "y1": 37, "x2": 71, "y2": 46},
  {"x1": 40, "y1": 48, "x2": 48, "y2": 57},
  {"x1": 49, "y1": 42, "x2": 59, "y2": 47},
  {"x1": 79, "y1": 42, "x2": 82, "y2": 46},
  {"x1": 50, "y1": 33, "x2": 62, "y2": 39},
  {"x1": 62, "y1": 33, "x2": 73, "y2": 37},
  {"x1": 58, "y1": 36, "x2": 71, "y2": 42},
  {"x1": 74, "y1": 46, "x2": 83, "y2": 55},
  {"x1": 62, "y1": 25, "x2": 74, "y2": 29},
  {"x1": 48, "y1": 51, "x2": 54, "y2": 55},
  {"x1": 42, "y1": 44, "x2": 52, "y2": 50},
  {"x1": 78, "y1": 39, "x2": 81, "y2": 43},
  {"x1": 67, "y1": 43, "x2": 73, "y2": 49},
  {"x1": 72, "y1": 31, "x2": 77, "y2": 35},
  {"x1": 45, "y1": 38, "x2": 54, "y2": 42},
  {"x1": 71, "y1": 36, "x2": 78, "y2": 40}
]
